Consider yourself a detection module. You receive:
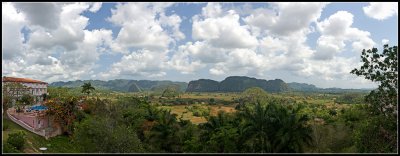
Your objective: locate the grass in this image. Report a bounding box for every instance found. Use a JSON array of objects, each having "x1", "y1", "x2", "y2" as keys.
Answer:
[{"x1": 2, "y1": 115, "x2": 80, "y2": 153}]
